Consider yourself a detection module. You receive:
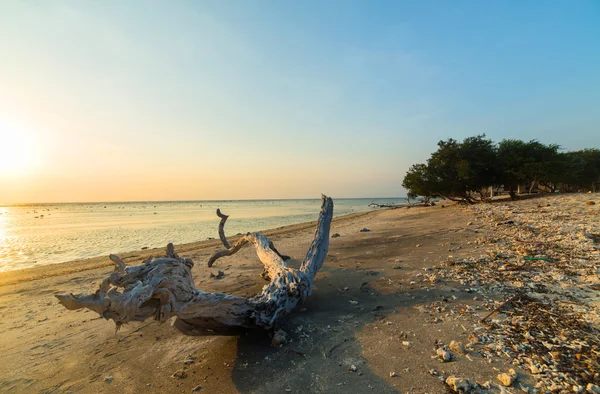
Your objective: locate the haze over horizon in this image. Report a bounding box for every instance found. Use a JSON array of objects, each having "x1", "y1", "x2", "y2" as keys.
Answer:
[
  {"x1": 1, "y1": 1, "x2": 599, "y2": 204},
  {"x1": 3, "y1": 196, "x2": 406, "y2": 206}
]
